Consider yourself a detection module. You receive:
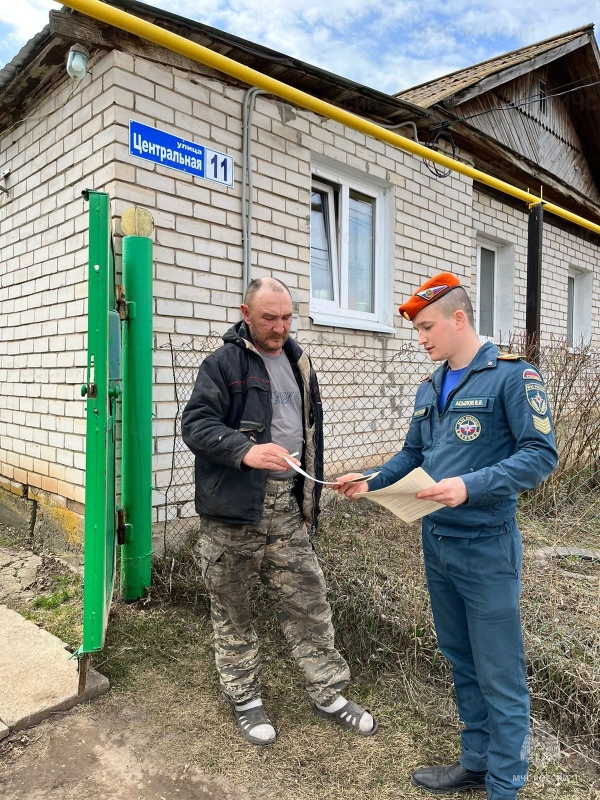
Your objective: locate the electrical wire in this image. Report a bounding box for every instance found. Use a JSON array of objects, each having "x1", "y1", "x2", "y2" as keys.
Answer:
[
  {"x1": 423, "y1": 128, "x2": 456, "y2": 178},
  {"x1": 418, "y1": 74, "x2": 600, "y2": 178},
  {"x1": 457, "y1": 77, "x2": 600, "y2": 124}
]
